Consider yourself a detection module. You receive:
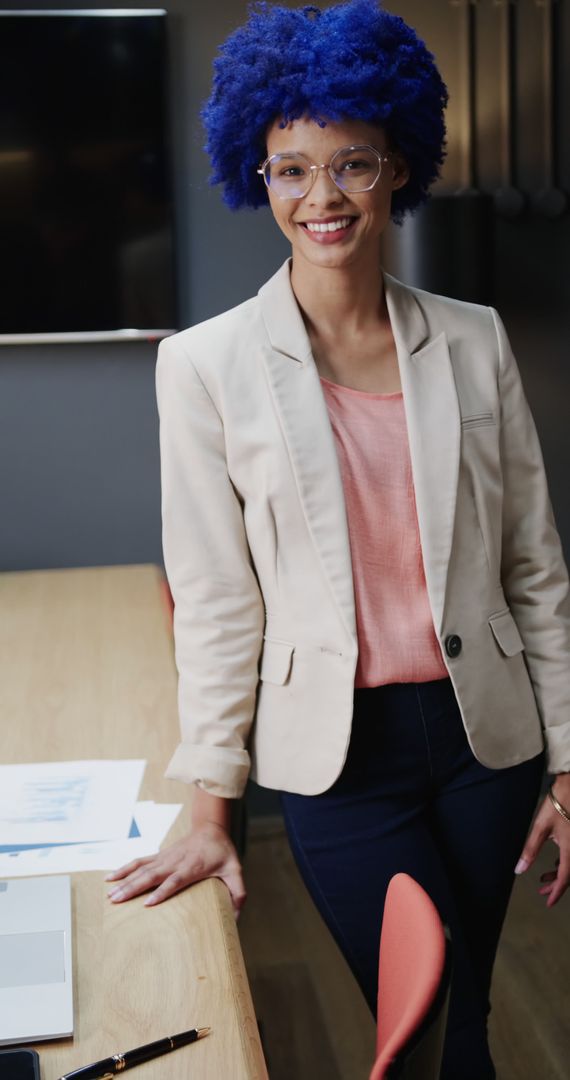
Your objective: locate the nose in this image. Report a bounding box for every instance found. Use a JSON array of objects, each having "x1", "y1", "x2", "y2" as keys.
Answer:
[{"x1": 306, "y1": 165, "x2": 344, "y2": 206}]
